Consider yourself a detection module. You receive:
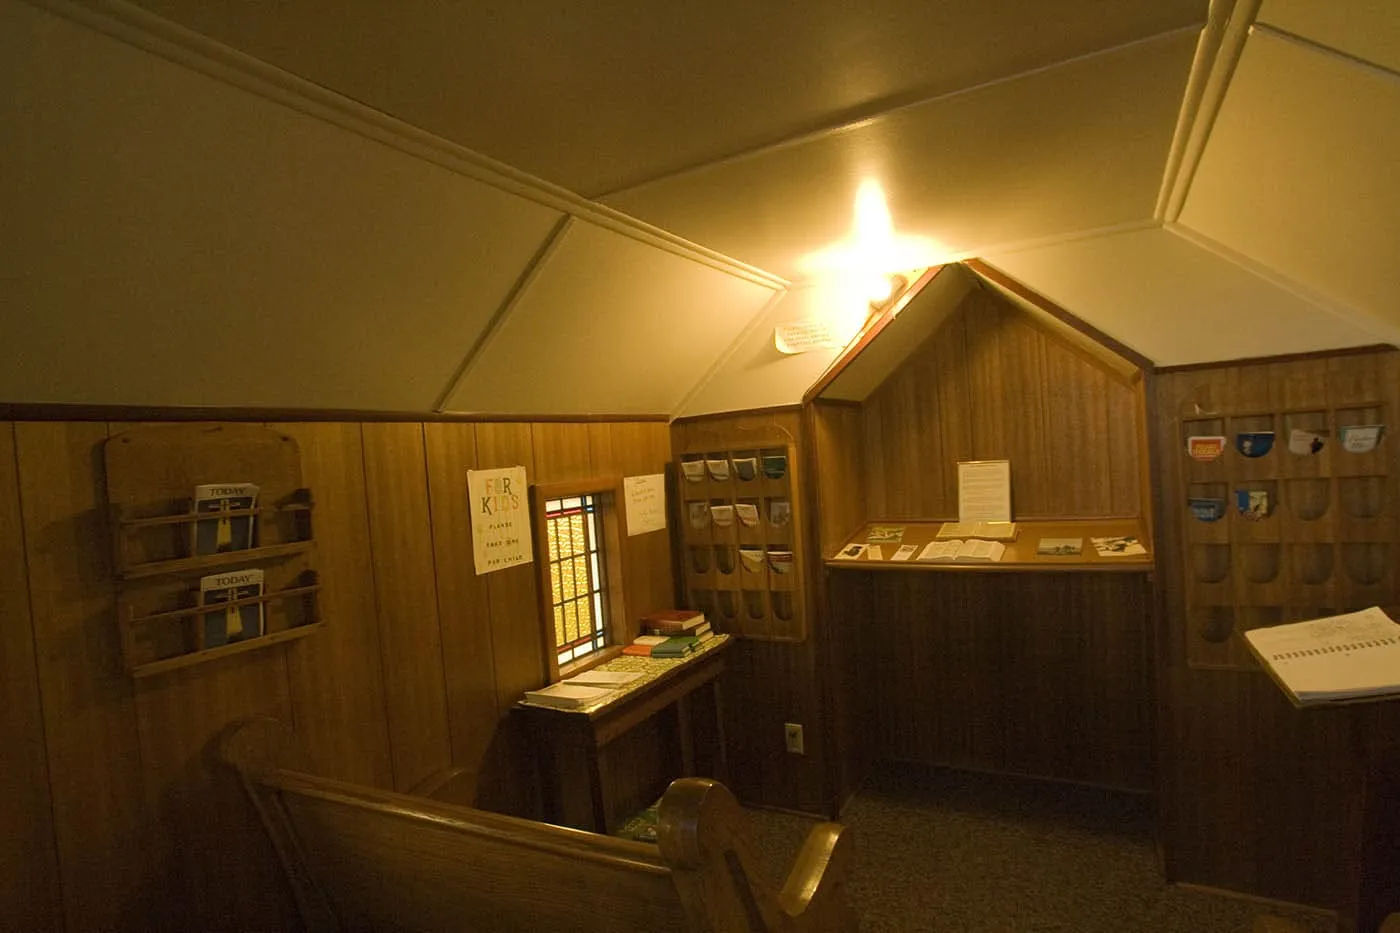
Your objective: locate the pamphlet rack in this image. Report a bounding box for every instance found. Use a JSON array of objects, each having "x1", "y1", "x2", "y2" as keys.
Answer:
[
  {"x1": 1178, "y1": 398, "x2": 1397, "y2": 669},
  {"x1": 677, "y1": 443, "x2": 806, "y2": 642},
  {"x1": 104, "y1": 423, "x2": 322, "y2": 678}
]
